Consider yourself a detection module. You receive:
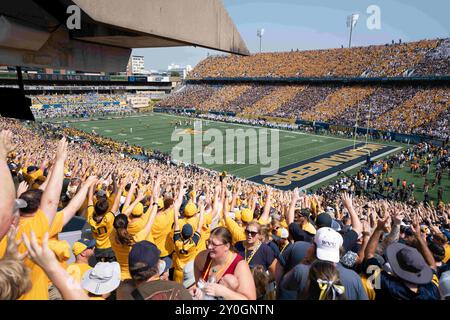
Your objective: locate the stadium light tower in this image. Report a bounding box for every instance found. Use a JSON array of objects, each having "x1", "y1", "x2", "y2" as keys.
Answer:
[
  {"x1": 257, "y1": 28, "x2": 265, "y2": 53},
  {"x1": 346, "y1": 14, "x2": 359, "y2": 48}
]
